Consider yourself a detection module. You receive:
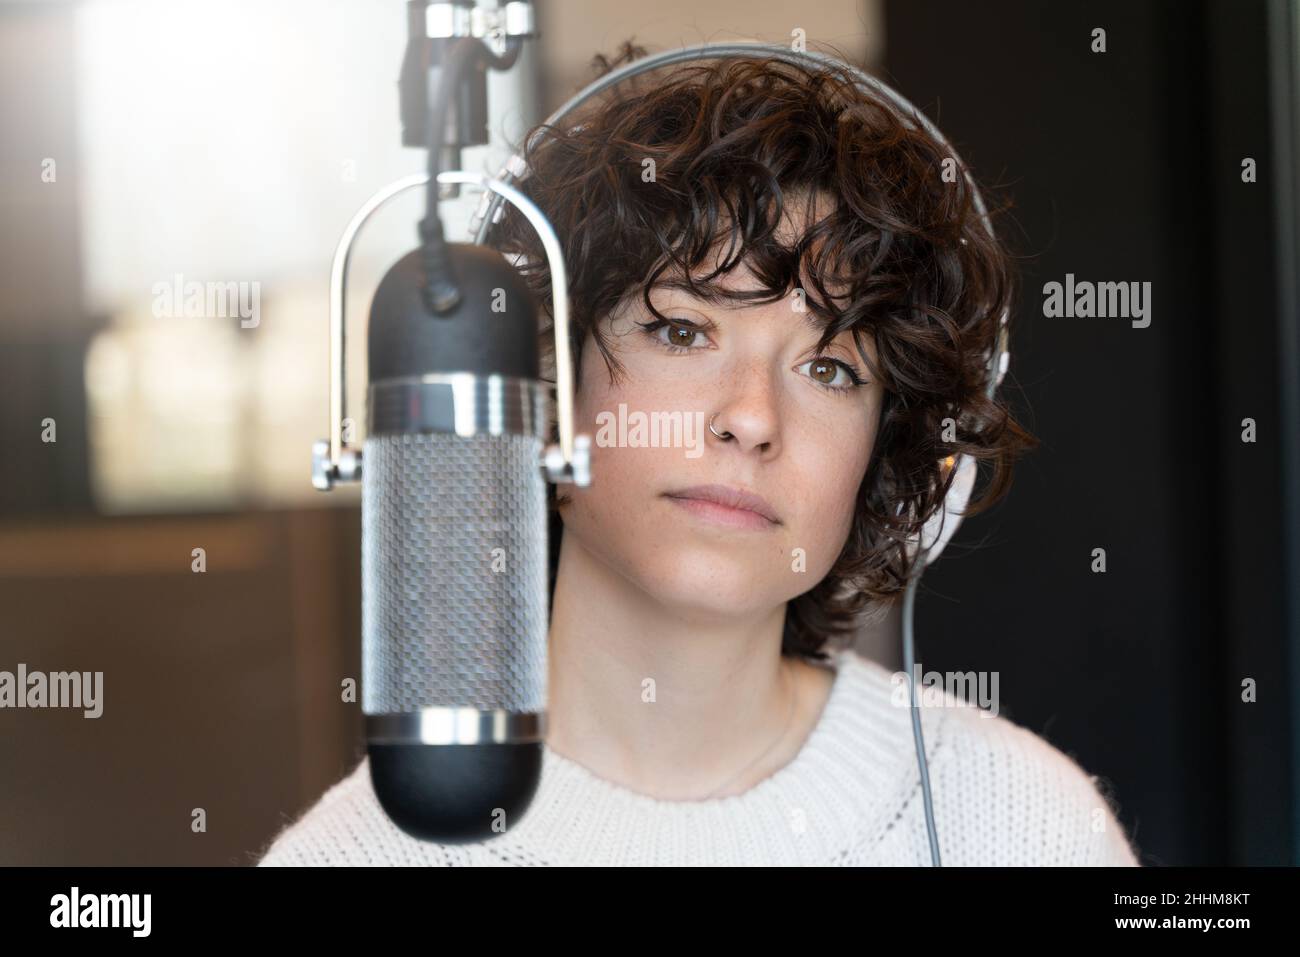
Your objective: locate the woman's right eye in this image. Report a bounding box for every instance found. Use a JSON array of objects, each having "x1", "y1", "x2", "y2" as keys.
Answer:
[{"x1": 634, "y1": 318, "x2": 712, "y2": 353}]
